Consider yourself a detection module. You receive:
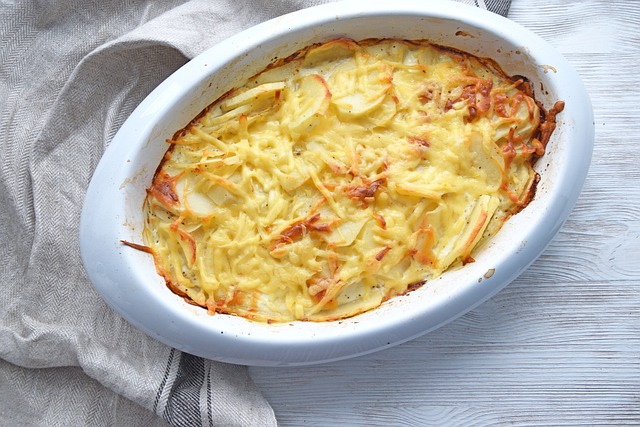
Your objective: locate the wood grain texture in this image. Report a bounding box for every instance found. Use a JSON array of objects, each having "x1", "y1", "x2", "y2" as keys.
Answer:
[{"x1": 250, "y1": 0, "x2": 640, "y2": 425}]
